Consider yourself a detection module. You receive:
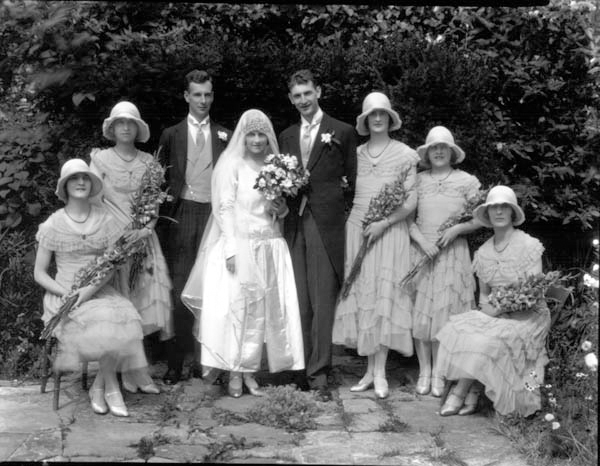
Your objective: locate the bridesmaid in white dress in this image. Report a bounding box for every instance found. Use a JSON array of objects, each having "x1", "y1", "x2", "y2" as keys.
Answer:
[
  {"x1": 90, "y1": 101, "x2": 173, "y2": 394},
  {"x1": 332, "y1": 92, "x2": 418, "y2": 399},
  {"x1": 182, "y1": 109, "x2": 304, "y2": 398},
  {"x1": 34, "y1": 158, "x2": 149, "y2": 417}
]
